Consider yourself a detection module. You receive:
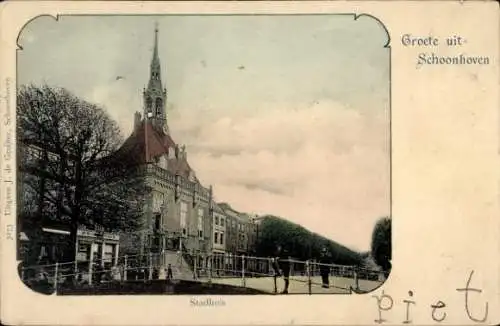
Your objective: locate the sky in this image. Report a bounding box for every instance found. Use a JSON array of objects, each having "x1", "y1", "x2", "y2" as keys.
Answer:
[{"x1": 18, "y1": 14, "x2": 390, "y2": 252}]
